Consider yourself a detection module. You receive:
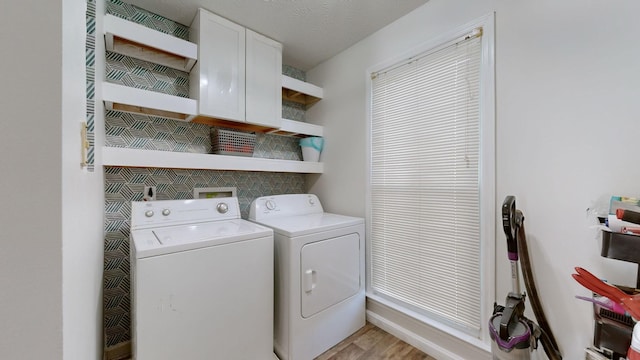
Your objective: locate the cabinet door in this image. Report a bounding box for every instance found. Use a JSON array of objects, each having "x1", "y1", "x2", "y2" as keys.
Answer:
[
  {"x1": 191, "y1": 9, "x2": 246, "y2": 122},
  {"x1": 246, "y1": 29, "x2": 282, "y2": 128}
]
